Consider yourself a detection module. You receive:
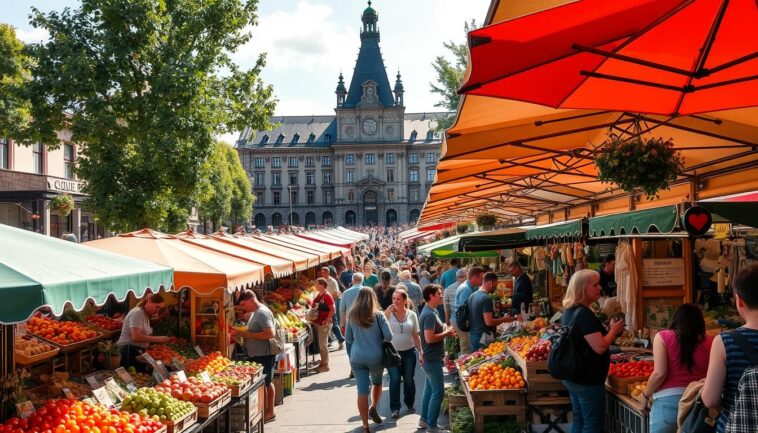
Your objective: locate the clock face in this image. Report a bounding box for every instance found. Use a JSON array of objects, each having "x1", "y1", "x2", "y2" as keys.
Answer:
[{"x1": 362, "y1": 118, "x2": 378, "y2": 136}]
